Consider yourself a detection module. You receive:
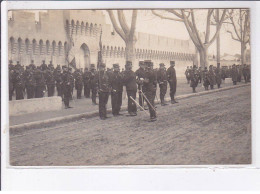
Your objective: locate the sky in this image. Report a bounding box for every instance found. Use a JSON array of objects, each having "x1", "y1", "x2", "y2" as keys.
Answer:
[{"x1": 103, "y1": 9, "x2": 243, "y2": 56}]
